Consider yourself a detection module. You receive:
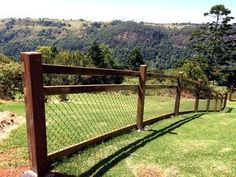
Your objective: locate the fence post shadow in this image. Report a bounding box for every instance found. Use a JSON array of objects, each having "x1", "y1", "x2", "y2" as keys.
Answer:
[{"x1": 65, "y1": 113, "x2": 206, "y2": 177}]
